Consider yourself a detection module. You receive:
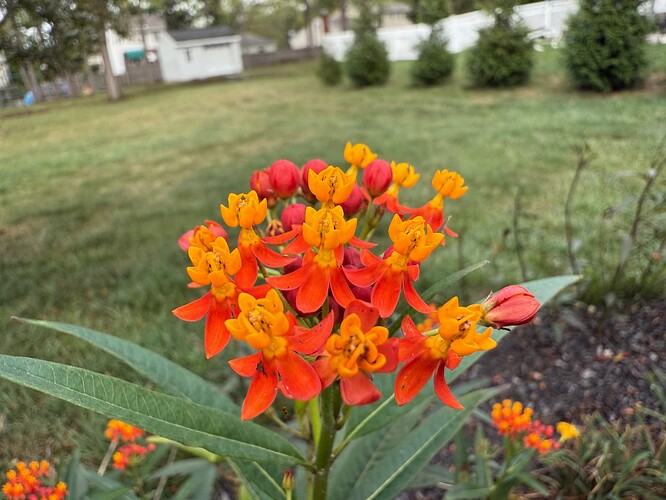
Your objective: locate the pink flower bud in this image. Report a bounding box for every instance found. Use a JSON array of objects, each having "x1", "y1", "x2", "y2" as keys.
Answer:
[
  {"x1": 363, "y1": 159, "x2": 392, "y2": 197},
  {"x1": 340, "y1": 183, "x2": 364, "y2": 216},
  {"x1": 343, "y1": 247, "x2": 363, "y2": 269},
  {"x1": 281, "y1": 203, "x2": 307, "y2": 231},
  {"x1": 269, "y1": 160, "x2": 300, "y2": 198},
  {"x1": 250, "y1": 169, "x2": 277, "y2": 207},
  {"x1": 300, "y1": 159, "x2": 328, "y2": 201},
  {"x1": 482, "y1": 285, "x2": 540, "y2": 328}
]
